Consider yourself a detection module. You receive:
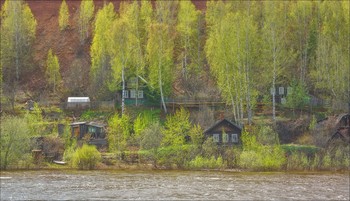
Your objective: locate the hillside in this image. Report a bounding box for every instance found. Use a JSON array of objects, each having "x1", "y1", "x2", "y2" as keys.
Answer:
[{"x1": 11, "y1": 0, "x2": 205, "y2": 100}]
